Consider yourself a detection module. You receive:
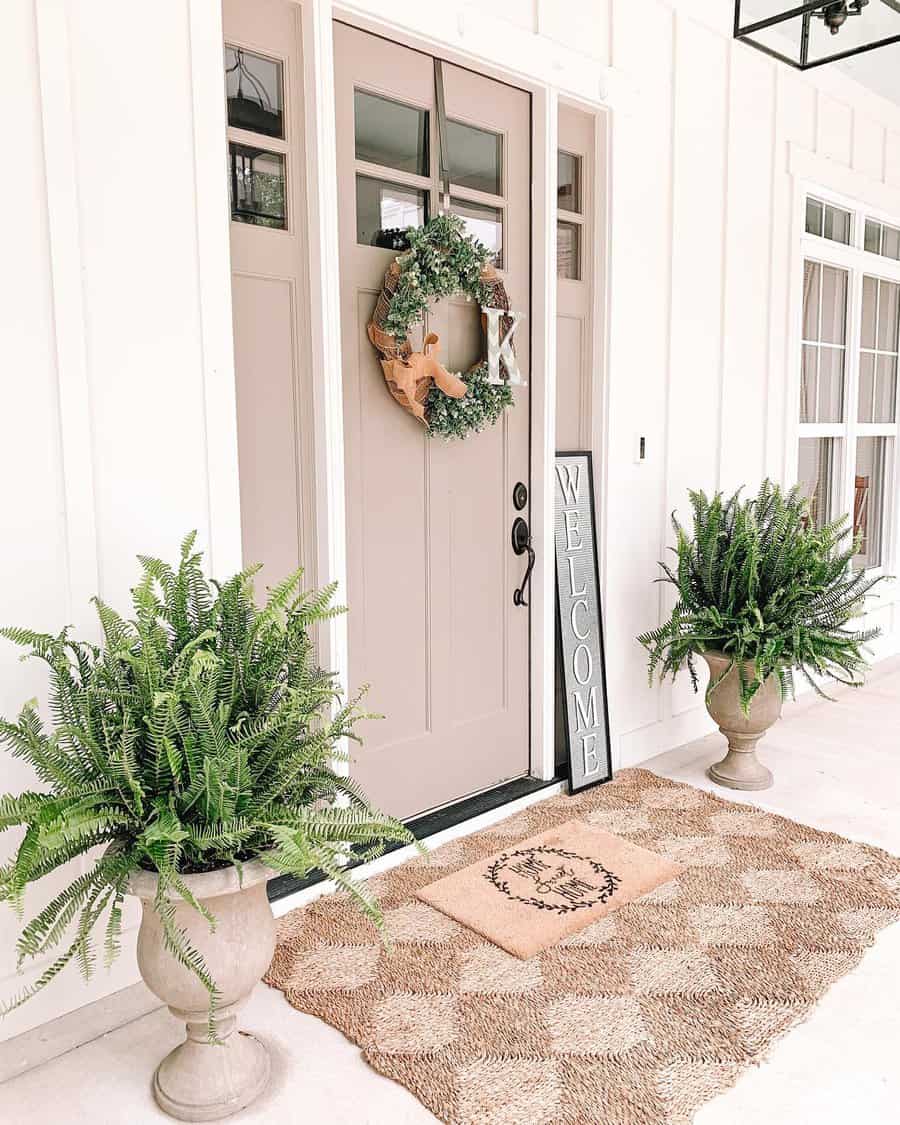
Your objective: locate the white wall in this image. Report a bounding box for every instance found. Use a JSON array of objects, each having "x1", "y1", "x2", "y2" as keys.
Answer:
[
  {"x1": 0, "y1": 0, "x2": 239, "y2": 1040},
  {"x1": 2, "y1": 0, "x2": 900, "y2": 1039}
]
